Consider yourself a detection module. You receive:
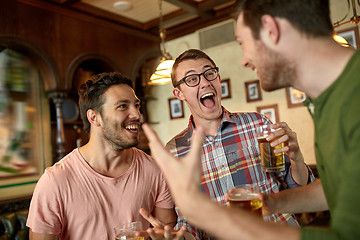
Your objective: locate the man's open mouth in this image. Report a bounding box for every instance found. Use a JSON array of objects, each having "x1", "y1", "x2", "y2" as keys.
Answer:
[
  {"x1": 200, "y1": 92, "x2": 216, "y2": 108},
  {"x1": 125, "y1": 123, "x2": 139, "y2": 133}
]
